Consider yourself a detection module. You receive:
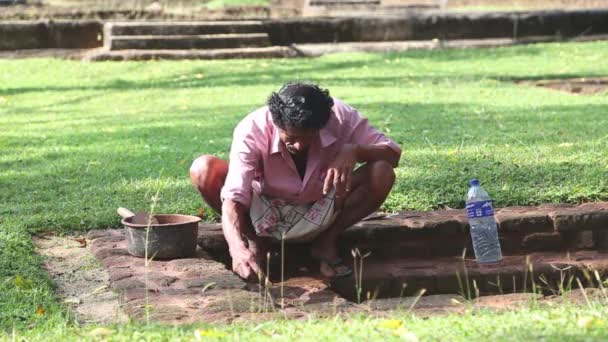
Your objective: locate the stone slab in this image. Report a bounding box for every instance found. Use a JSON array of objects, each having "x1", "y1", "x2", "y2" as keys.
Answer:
[
  {"x1": 106, "y1": 21, "x2": 265, "y2": 36},
  {"x1": 549, "y1": 202, "x2": 608, "y2": 232},
  {"x1": 84, "y1": 46, "x2": 297, "y2": 61},
  {"x1": 88, "y1": 229, "x2": 355, "y2": 323},
  {"x1": 106, "y1": 33, "x2": 271, "y2": 50}
]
